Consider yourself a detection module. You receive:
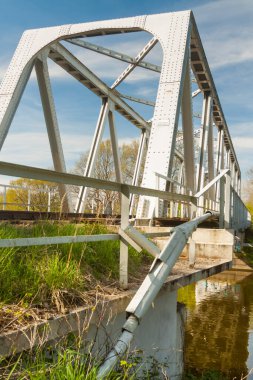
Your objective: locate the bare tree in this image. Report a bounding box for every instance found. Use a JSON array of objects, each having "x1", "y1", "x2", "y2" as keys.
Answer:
[{"x1": 73, "y1": 139, "x2": 140, "y2": 214}]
